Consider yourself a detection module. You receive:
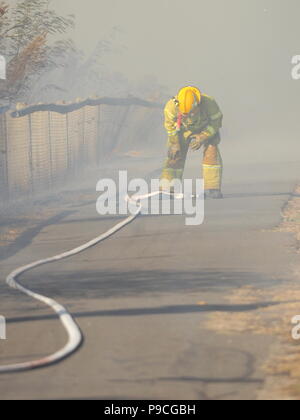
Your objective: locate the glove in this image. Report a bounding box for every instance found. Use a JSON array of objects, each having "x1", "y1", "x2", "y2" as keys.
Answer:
[
  {"x1": 190, "y1": 133, "x2": 209, "y2": 151},
  {"x1": 168, "y1": 143, "x2": 181, "y2": 160}
]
